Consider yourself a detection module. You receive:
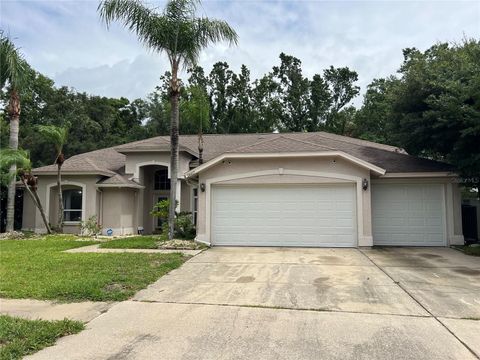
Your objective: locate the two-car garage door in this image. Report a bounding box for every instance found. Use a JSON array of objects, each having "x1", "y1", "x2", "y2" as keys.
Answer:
[{"x1": 211, "y1": 184, "x2": 357, "y2": 247}]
